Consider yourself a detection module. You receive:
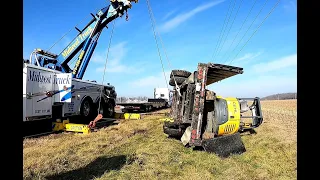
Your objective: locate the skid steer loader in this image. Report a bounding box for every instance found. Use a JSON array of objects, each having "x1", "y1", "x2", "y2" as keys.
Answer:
[{"x1": 163, "y1": 63, "x2": 263, "y2": 157}]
